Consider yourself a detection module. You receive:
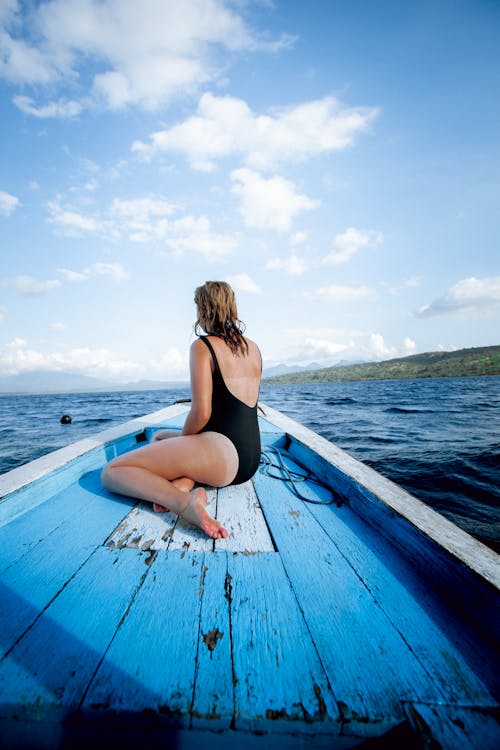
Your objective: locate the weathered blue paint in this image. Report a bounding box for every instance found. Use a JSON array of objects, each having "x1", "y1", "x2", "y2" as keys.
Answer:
[
  {"x1": 191, "y1": 551, "x2": 233, "y2": 730},
  {"x1": 0, "y1": 546, "x2": 149, "y2": 723},
  {"x1": 0, "y1": 405, "x2": 498, "y2": 749},
  {"x1": 228, "y1": 552, "x2": 339, "y2": 734}
]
